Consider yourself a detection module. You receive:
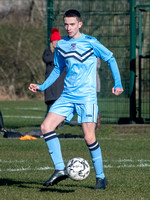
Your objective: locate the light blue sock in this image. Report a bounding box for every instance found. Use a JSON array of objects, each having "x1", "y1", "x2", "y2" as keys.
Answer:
[
  {"x1": 43, "y1": 131, "x2": 65, "y2": 170},
  {"x1": 87, "y1": 141, "x2": 105, "y2": 179}
]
